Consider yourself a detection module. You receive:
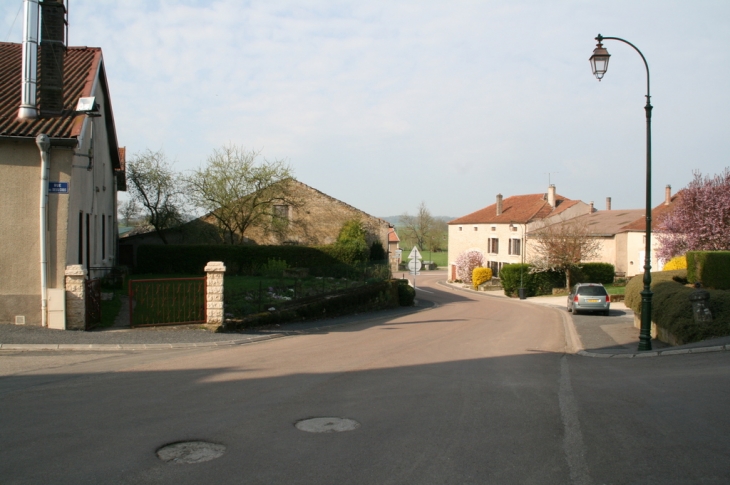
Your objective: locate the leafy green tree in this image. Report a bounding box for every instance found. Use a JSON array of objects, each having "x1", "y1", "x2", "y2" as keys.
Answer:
[
  {"x1": 186, "y1": 145, "x2": 296, "y2": 244},
  {"x1": 332, "y1": 219, "x2": 369, "y2": 263},
  {"x1": 126, "y1": 149, "x2": 184, "y2": 244}
]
